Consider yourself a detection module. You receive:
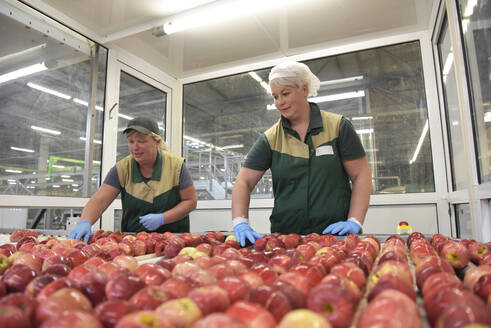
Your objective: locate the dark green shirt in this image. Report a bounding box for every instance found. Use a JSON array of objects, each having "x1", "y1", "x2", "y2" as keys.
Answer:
[{"x1": 244, "y1": 103, "x2": 365, "y2": 234}]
